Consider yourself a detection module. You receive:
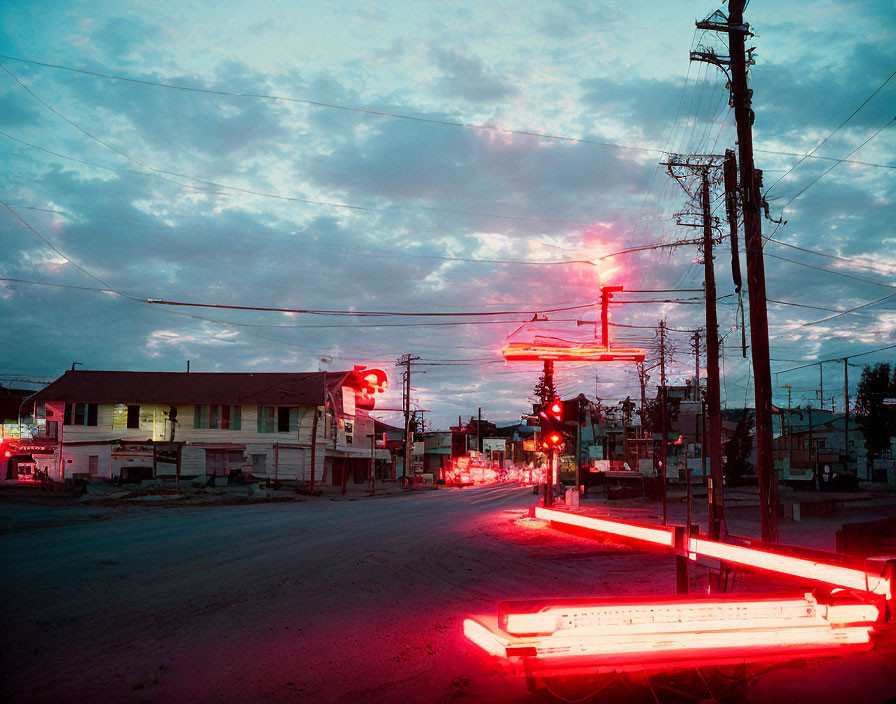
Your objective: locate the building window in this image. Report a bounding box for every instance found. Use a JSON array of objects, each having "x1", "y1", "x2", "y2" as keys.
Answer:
[
  {"x1": 257, "y1": 406, "x2": 276, "y2": 433},
  {"x1": 64, "y1": 403, "x2": 98, "y2": 426},
  {"x1": 256, "y1": 406, "x2": 299, "y2": 433},
  {"x1": 127, "y1": 405, "x2": 140, "y2": 429},
  {"x1": 279, "y1": 407, "x2": 299, "y2": 432},
  {"x1": 193, "y1": 405, "x2": 242, "y2": 430},
  {"x1": 345, "y1": 419, "x2": 354, "y2": 445}
]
